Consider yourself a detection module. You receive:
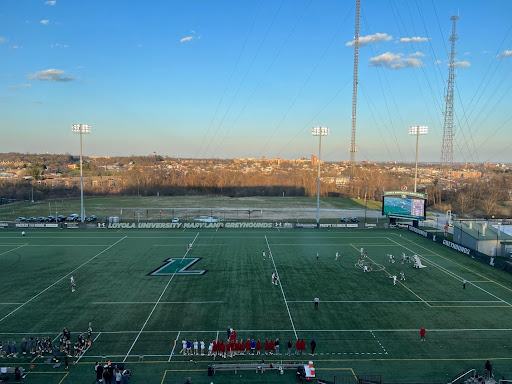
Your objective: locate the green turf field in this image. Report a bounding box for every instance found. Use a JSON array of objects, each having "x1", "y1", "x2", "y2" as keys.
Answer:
[{"x1": 0, "y1": 228, "x2": 511, "y2": 383}]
